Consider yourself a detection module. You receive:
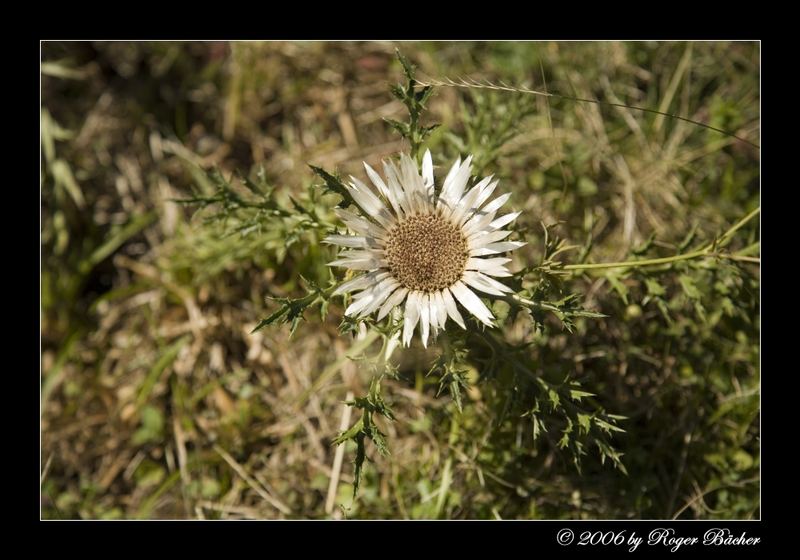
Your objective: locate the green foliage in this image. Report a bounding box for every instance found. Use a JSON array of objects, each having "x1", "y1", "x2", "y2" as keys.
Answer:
[
  {"x1": 332, "y1": 377, "x2": 396, "y2": 497},
  {"x1": 444, "y1": 88, "x2": 538, "y2": 175},
  {"x1": 514, "y1": 223, "x2": 608, "y2": 333},
  {"x1": 171, "y1": 165, "x2": 336, "y2": 302},
  {"x1": 385, "y1": 50, "x2": 439, "y2": 160},
  {"x1": 431, "y1": 345, "x2": 471, "y2": 414},
  {"x1": 251, "y1": 276, "x2": 332, "y2": 336},
  {"x1": 175, "y1": 167, "x2": 296, "y2": 236}
]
